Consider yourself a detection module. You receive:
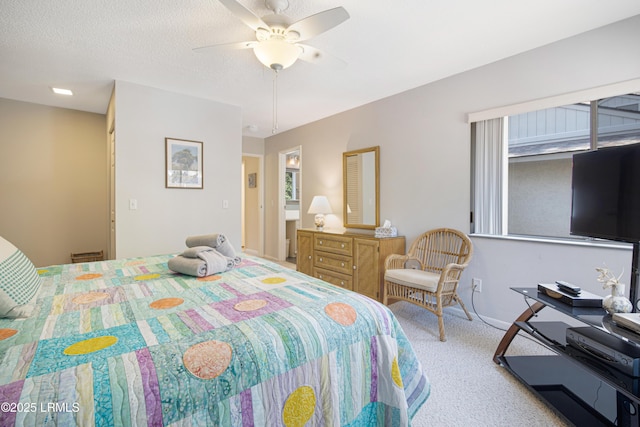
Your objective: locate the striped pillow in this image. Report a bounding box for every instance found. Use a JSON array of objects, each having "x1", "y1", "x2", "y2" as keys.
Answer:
[{"x1": 0, "y1": 236, "x2": 42, "y2": 318}]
